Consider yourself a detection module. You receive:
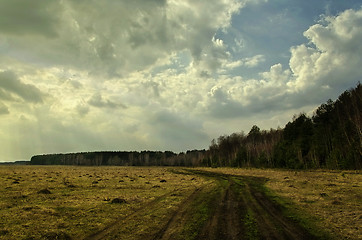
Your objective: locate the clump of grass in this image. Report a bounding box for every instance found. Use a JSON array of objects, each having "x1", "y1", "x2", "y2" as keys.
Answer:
[
  {"x1": 0, "y1": 229, "x2": 9, "y2": 236},
  {"x1": 37, "y1": 188, "x2": 52, "y2": 194},
  {"x1": 111, "y1": 198, "x2": 127, "y2": 204},
  {"x1": 42, "y1": 231, "x2": 72, "y2": 240}
]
